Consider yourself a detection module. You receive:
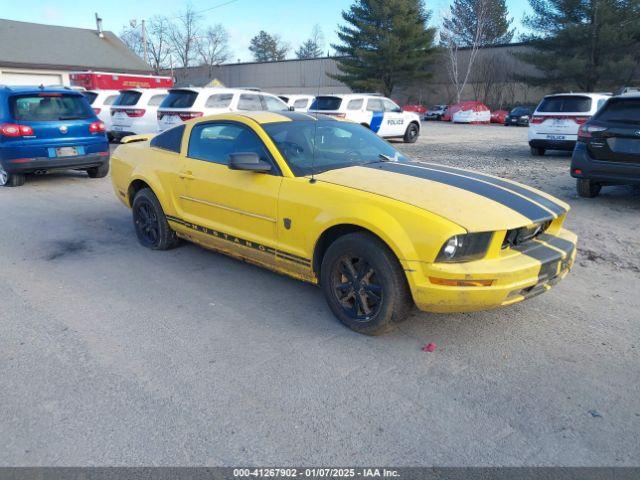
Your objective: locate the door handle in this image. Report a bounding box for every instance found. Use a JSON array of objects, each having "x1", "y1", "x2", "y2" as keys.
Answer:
[{"x1": 179, "y1": 170, "x2": 195, "y2": 180}]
